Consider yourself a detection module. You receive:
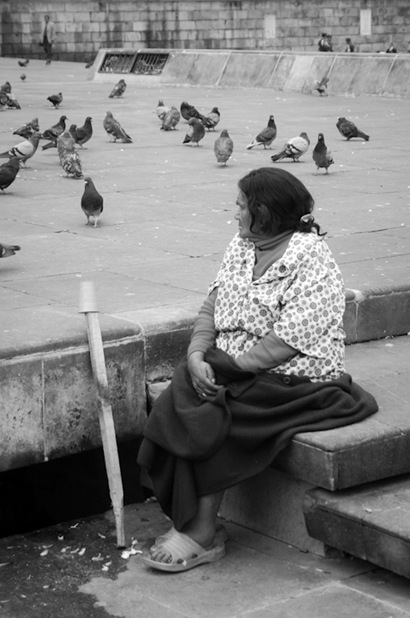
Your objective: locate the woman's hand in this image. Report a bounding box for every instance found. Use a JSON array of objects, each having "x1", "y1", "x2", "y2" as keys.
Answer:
[{"x1": 187, "y1": 351, "x2": 221, "y2": 398}]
